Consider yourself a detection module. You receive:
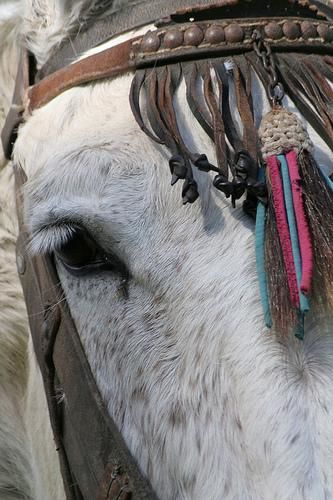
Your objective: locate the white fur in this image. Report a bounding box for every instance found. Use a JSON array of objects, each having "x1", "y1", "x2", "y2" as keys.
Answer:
[
  {"x1": 22, "y1": 0, "x2": 110, "y2": 67},
  {"x1": 0, "y1": 6, "x2": 31, "y2": 499},
  {"x1": 0, "y1": 3, "x2": 65, "y2": 498},
  {"x1": 2, "y1": 1, "x2": 333, "y2": 500}
]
